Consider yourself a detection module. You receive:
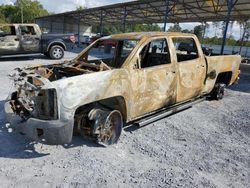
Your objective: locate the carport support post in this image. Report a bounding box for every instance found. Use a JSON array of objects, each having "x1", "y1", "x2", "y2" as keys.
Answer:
[
  {"x1": 63, "y1": 15, "x2": 66, "y2": 34},
  {"x1": 78, "y1": 13, "x2": 81, "y2": 47},
  {"x1": 123, "y1": 6, "x2": 127, "y2": 33},
  {"x1": 163, "y1": 0, "x2": 170, "y2": 32},
  {"x1": 100, "y1": 10, "x2": 104, "y2": 35},
  {"x1": 202, "y1": 21, "x2": 206, "y2": 44},
  {"x1": 220, "y1": 0, "x2": 234, "y2": 55},
  {"x1": 50, "y1": 19, "x2": 53, "y2": 33}
]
